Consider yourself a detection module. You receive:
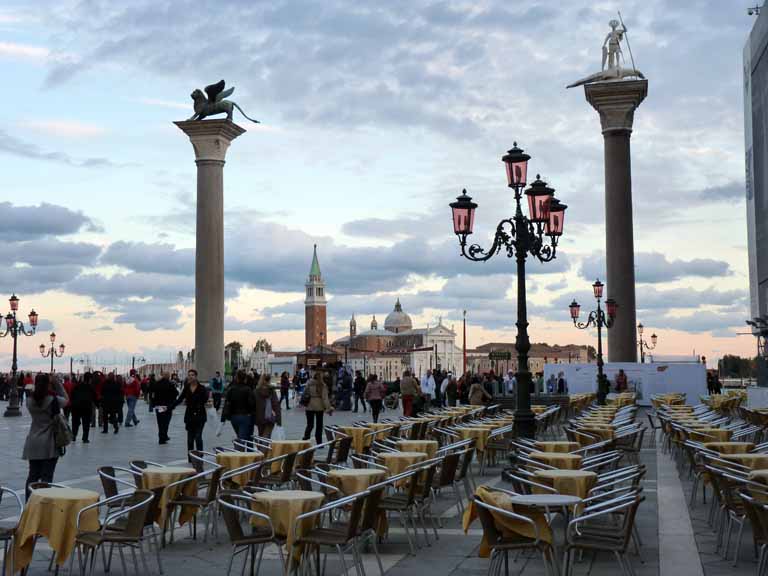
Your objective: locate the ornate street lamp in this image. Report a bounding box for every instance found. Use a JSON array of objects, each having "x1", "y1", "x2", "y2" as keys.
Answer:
[
  {"x1": 40, "y1": 332, "x2": 66, "y2": 374},
  {"x1": 637, "y1": 323, "x2": 658, "y2": 363},
  {"x1": 569, "y1": 279, "x2": 617, "y2": 405},
  {"x1": 450, "y1": 143, "x2": 567, "y2": 438},
  {"x1": 0, "y1": 294, "x2": 39, "y2": 416}
]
